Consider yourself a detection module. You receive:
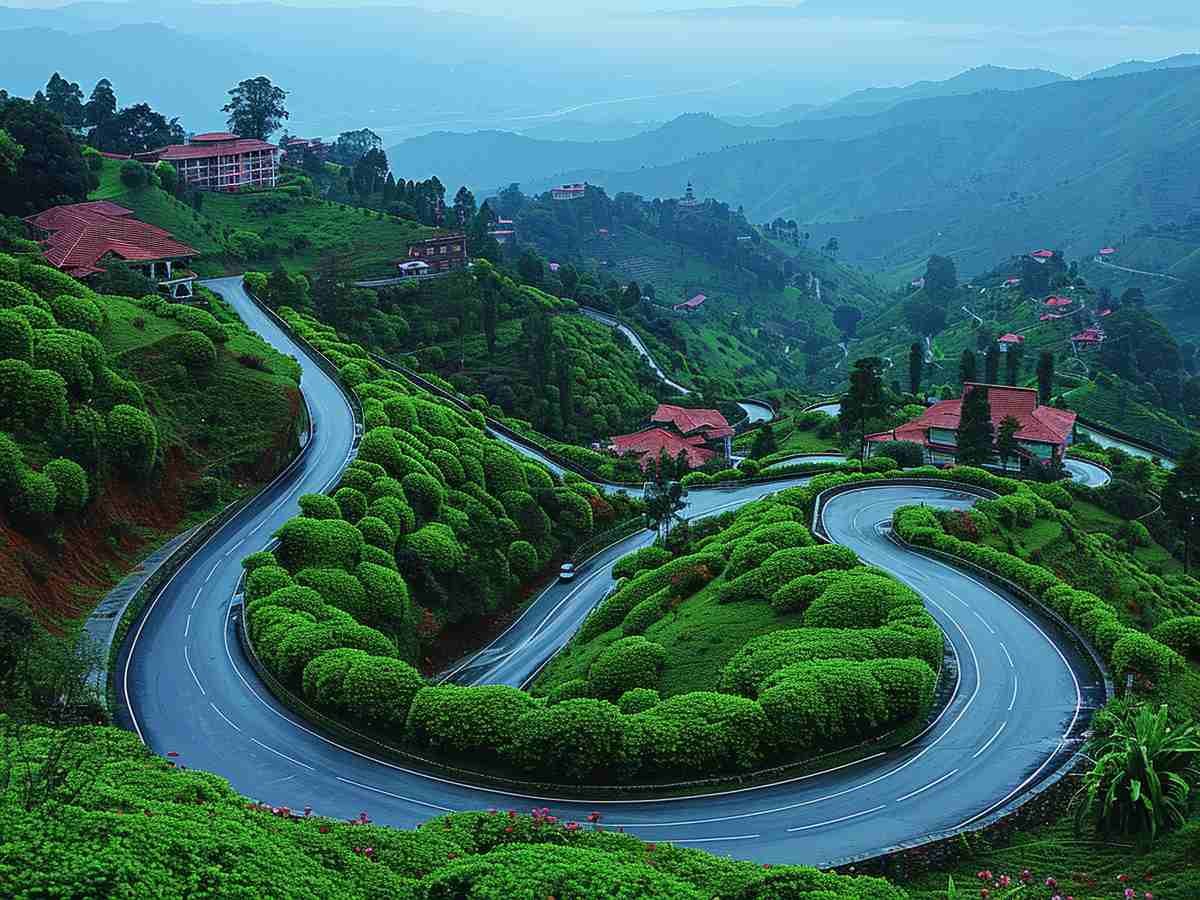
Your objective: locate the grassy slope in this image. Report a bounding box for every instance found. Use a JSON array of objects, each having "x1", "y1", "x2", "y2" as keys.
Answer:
[
  {"x1": 534, "y1": 575, "x2": 811, "y2": 699},
  {"x1": 90, "y1": 158, "x2": 431, "y2": 279},
  {"x1": 1065, "y1": 380, "x2": 1198, "y2": 455}
]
